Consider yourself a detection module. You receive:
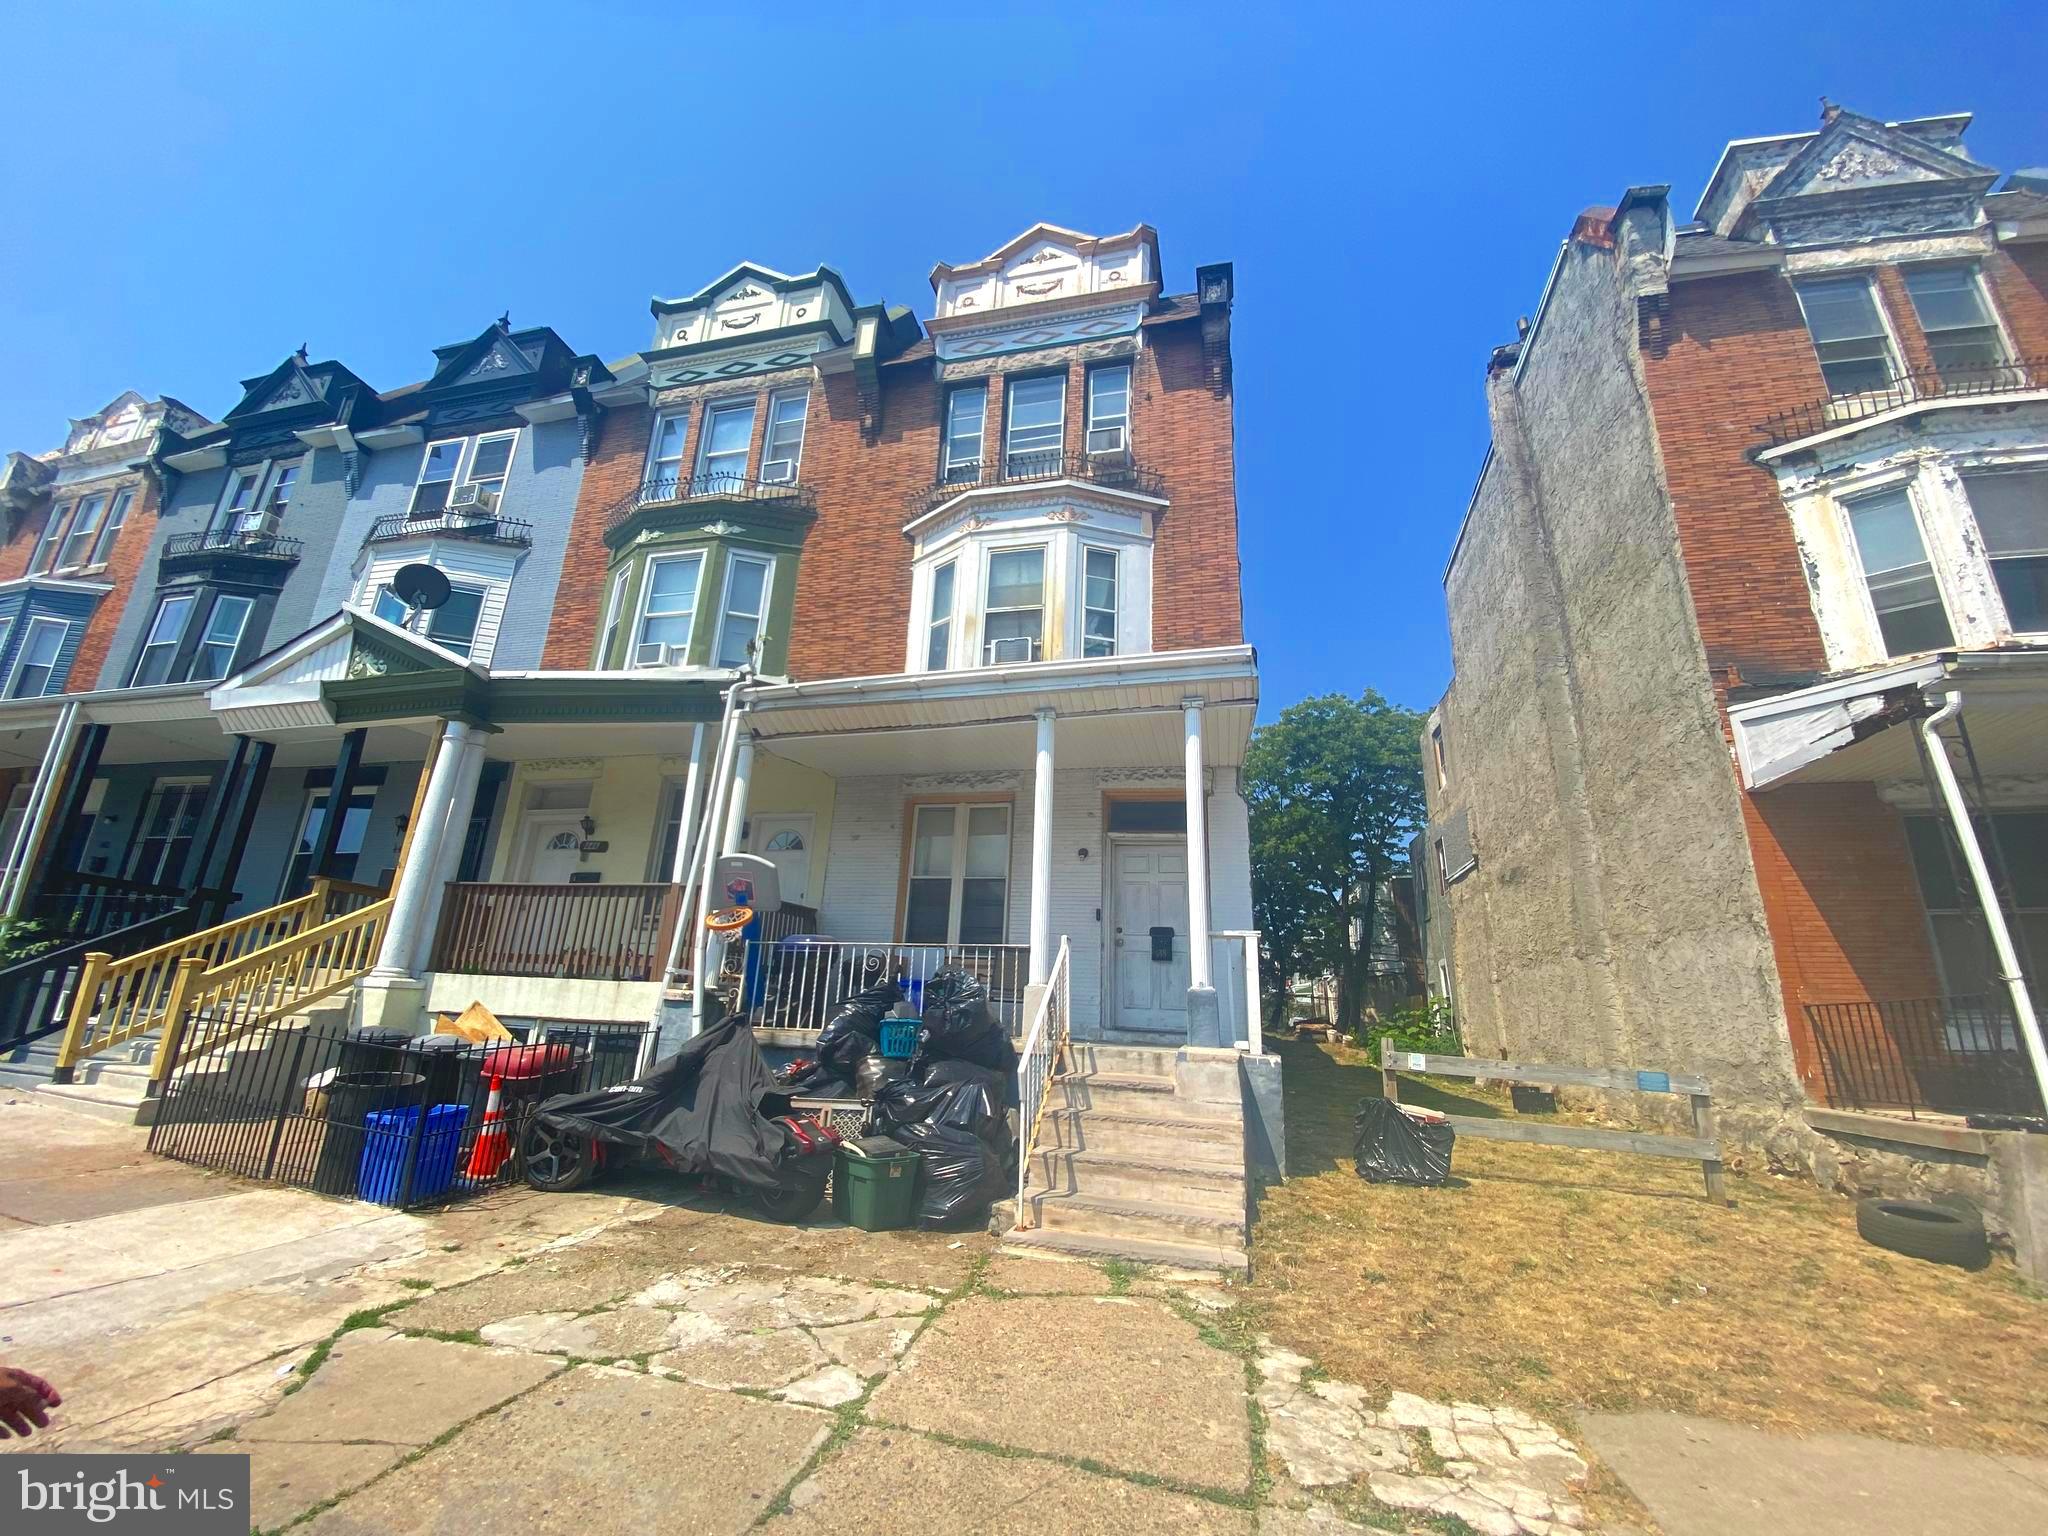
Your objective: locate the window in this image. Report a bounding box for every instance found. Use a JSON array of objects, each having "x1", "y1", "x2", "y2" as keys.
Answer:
[
  {"x1": 1432, "y1": 724, "x2": 1448, "y2": 788},
  {"x1": 215, "y1": 469, "x2": 262, "y2": 536},
  {"x1": 649, "y1": 776, "x2": 692, "y2": 881},
  {"x1": 926, "y1": 560, "x2": 956, "y2": 671},
  {"x1": 90, "y1": 487, "x2": 132, "y2": 566},
  {"x1": 1965, "y1": 469, "x2": 2048, "y2": 633},
  {"x1": 281, "y1": 782, "x2": 380, "y2": 897},
  {"x1": 600, "y1": 568, "x2": 630, "y2": 665},
  {"x1": 423, "y1": 585, "x2": 485, "y2": 658},
  {"x1": 189, "y1": 596, "x2": 254, "y2": 683},
  {"x1": 696, "y1": 400, "x2": 755, "y2": 492},
  {"x1": 1795, "y1": 276, "x2": 1898, "y2": 397},
  {"x1": 1082, "y1": 547, "x2": 1118, "y2": 658},
  {"x1": 903, "y1": 803, "x2": 1010, "y2": 945},
  {"x1": 29, "y1": 503, "x2": 69, "y2": 575},
  {"x1": 411, "y1": 440, "x2": 463, "y2": 516},
  {"x1": 373, "y1": 587, "x2": 410, "y2": 627},
  {"x1": 1106, "y1": 799, "x2": 1186, "y2": 834},
  {"x1": 942, "y1": 385, "x2": 986, "y2": 484},
  {"x1": 53, "y1": 494, "x2": 107, "y2": 571},
  {"x1": 633, "y1": 552, "x2": 704, "y2": 666},
  {"x1": 983, "y1": 547, "x2": 1045, "y2": 663},
  {"x1": 761, "y1": 391, "x2": 808, "y2": 484},
  {"x1": 1905, "y1": 811, "x2": 2048, "y2": 1013},
  {"x1": 126, "y1": 777, "x2": 210, "y2": 887},
  {"x1": 716, "y1": 553, "x2": 772, "y2": 668},
  {"x1": 1086, "y1": 364, "x2": 1130, "y2": 455},
  {"x1": 1846, "y1": 487, "x2": 1953, "y2": 656},
  {"x1": 7, "y1": 617, "x2": 68, "y2": 698},
  {"x1": 1434, "y1": 837, "x2": 1449, "y2": 891},
  {"x1": 1005, "y1": 375, "x2": 1064, "y2": 475},
  {"x1": 1903, "y1": 266, "x2": 2008, "y2": 381},
  {"x1": 464, "y1": 433, "x2": 515, "y2": 505},
  {"x1": 647, "y1": 411, "x2": 688, "y2": 495},
  {"x1": 412, "y1": 432, "x2": 517, "y2": 517},
  {"x1": 131, "y1": 593, "x2": 196, "y2": 686}
]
